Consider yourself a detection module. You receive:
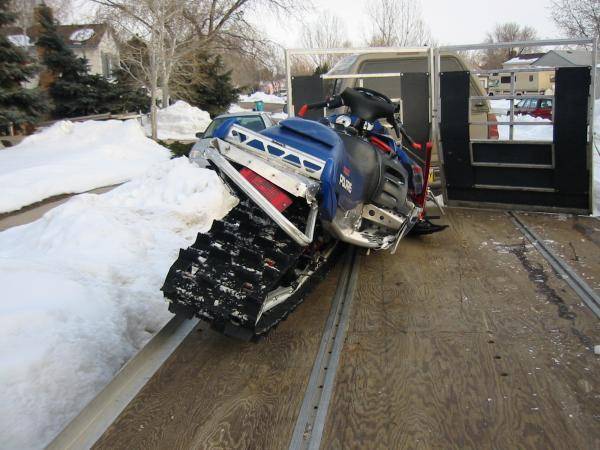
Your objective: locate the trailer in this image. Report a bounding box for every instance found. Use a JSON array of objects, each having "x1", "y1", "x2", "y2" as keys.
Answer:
[
  {"x1": 48, "y1": 39, "x2": 599, "y2": 450},
  {"x1": 488, "y1": 69, "x2": 554, "y2": 96}
]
